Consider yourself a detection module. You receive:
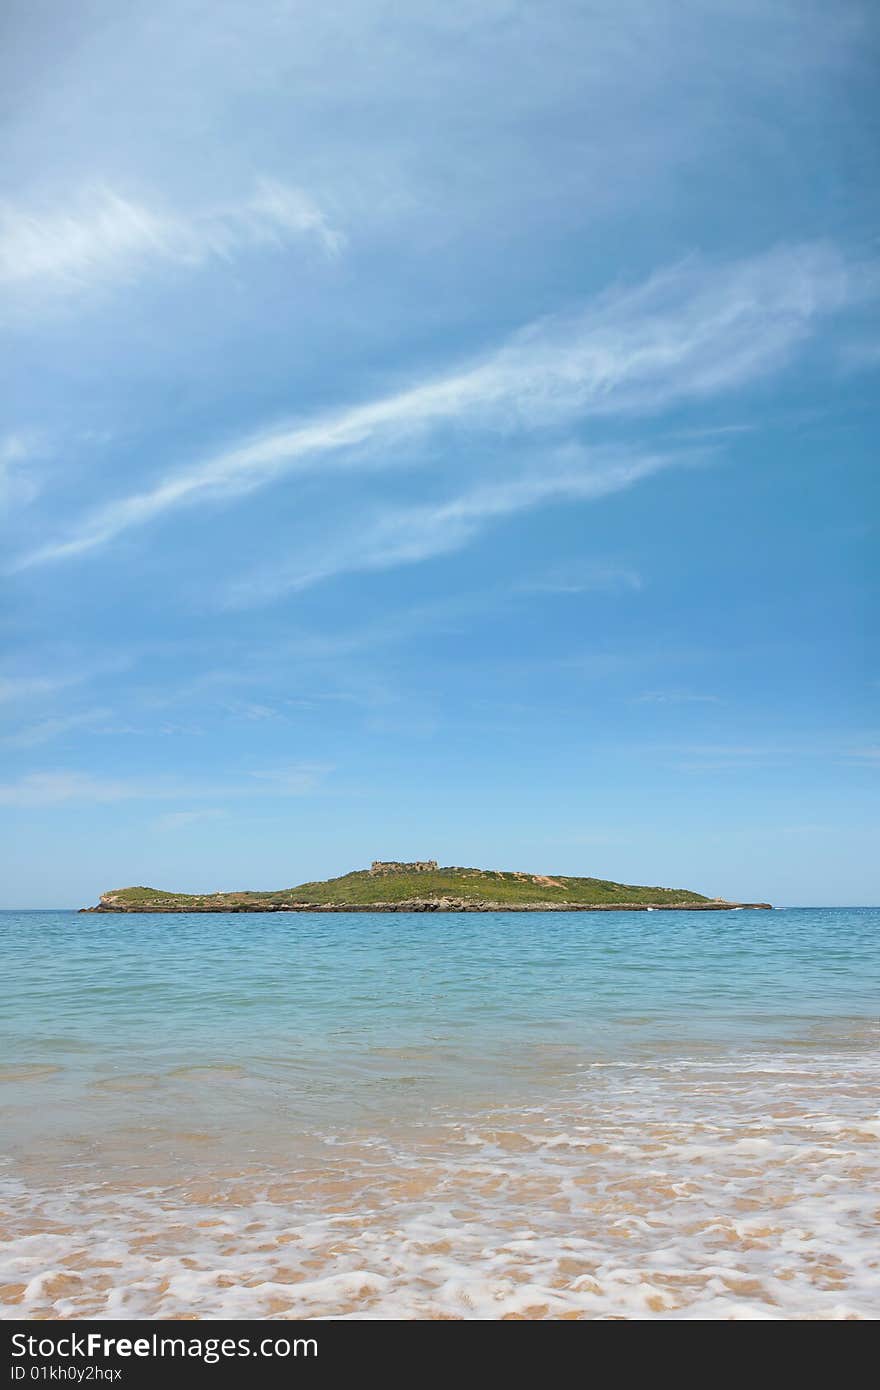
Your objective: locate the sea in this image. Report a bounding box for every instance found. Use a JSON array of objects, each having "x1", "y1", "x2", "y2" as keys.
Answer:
[{"x1": 1, "y1": 906, "x2": 878, "y2": 1320}]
